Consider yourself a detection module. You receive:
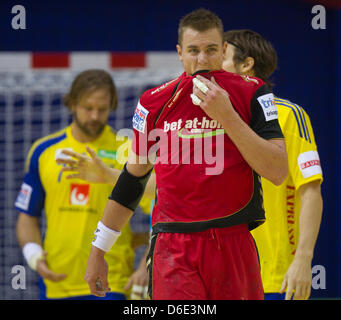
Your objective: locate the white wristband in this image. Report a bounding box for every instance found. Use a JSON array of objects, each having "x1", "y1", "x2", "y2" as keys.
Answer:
[
  {"x1": 92, "y1": 221, "x2": 121, "y2": 252},
  {"x1": 22, "y1": 242, "x2": 43, "y2": 271}
]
